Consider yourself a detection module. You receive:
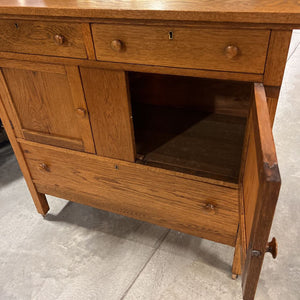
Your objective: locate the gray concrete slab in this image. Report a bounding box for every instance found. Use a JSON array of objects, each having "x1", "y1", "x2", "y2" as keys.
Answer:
[{"x1": 0, "y1": 31, "x2": 299, "y2": 300}]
